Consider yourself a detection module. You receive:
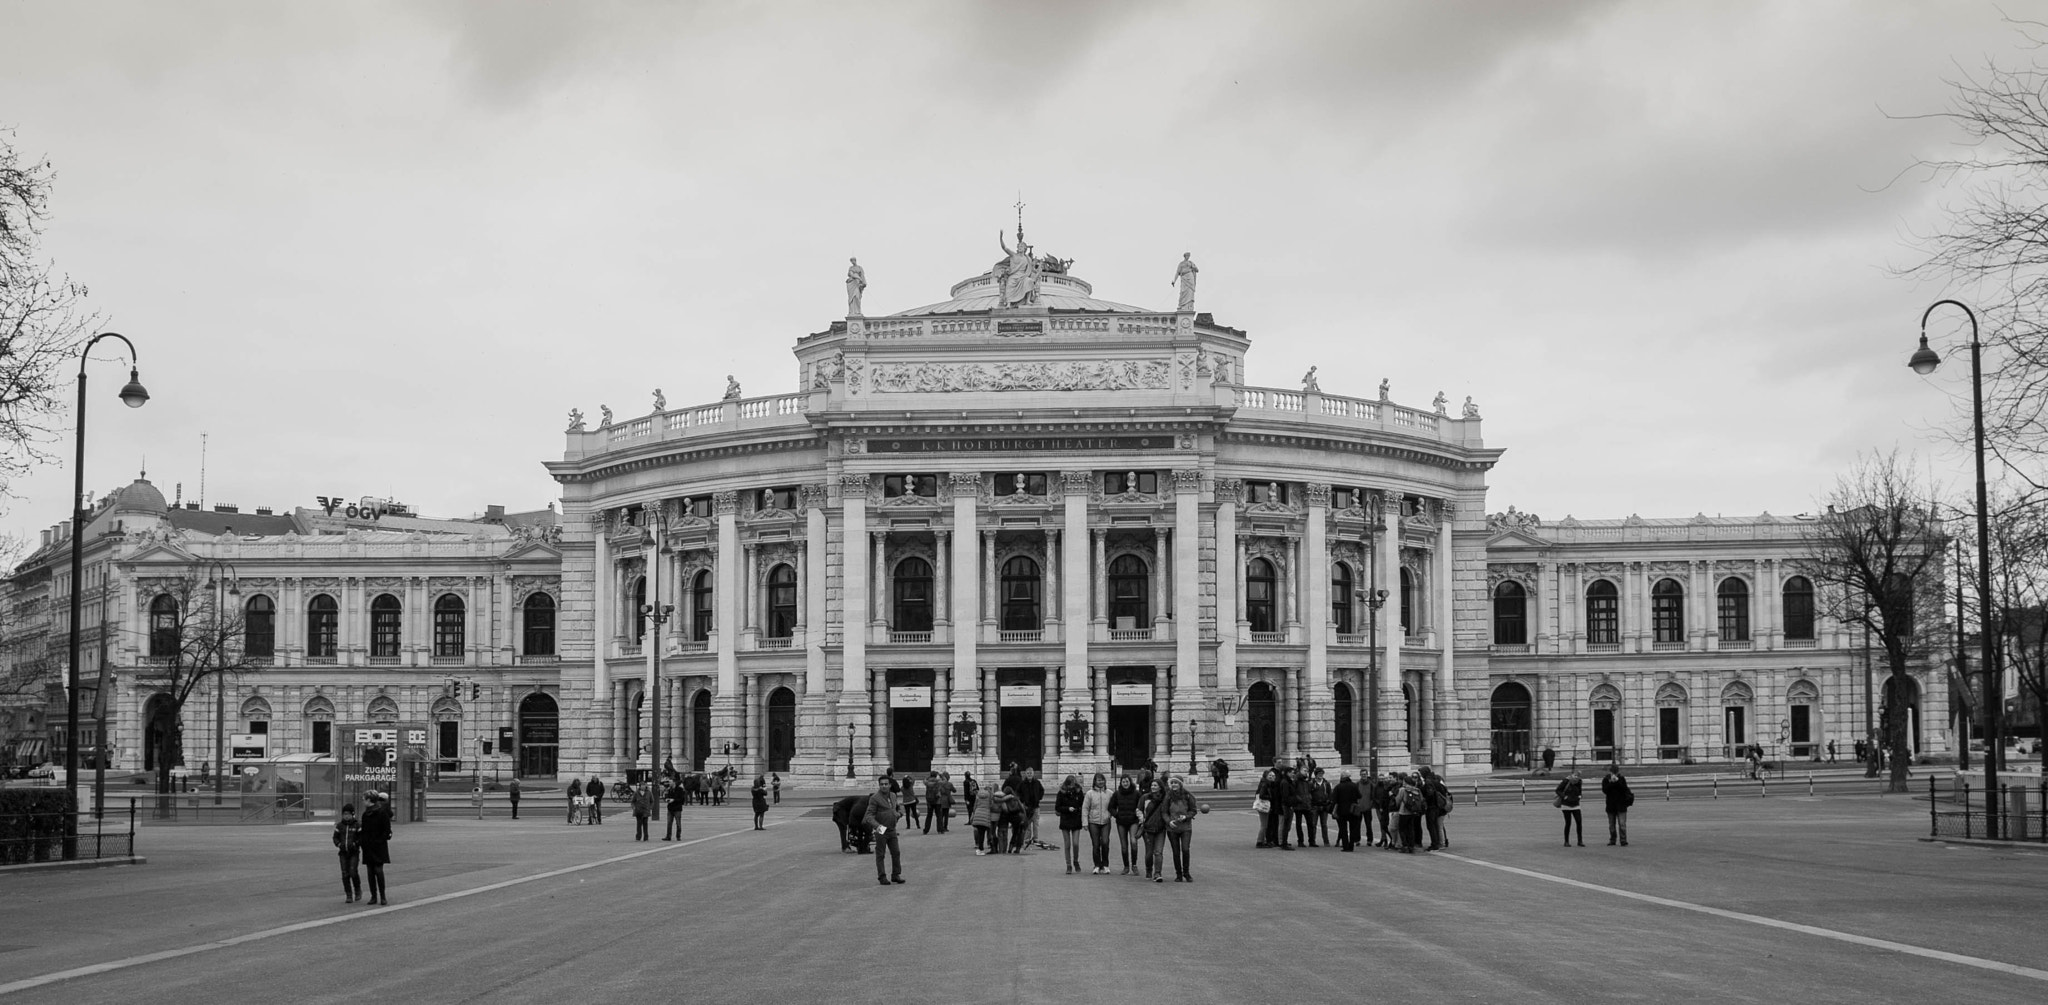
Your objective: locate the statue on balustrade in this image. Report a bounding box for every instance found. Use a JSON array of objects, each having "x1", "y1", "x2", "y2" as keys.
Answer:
[
  {"x1": 845, "y1": 257, "x2": 866, "y2": 316},
  {"x1": 724, "y1": 375, "x2": 743, "y2": 400},
  {"x1": 1172, "y1": 252, "x2": 1199, "y2": 312}
]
